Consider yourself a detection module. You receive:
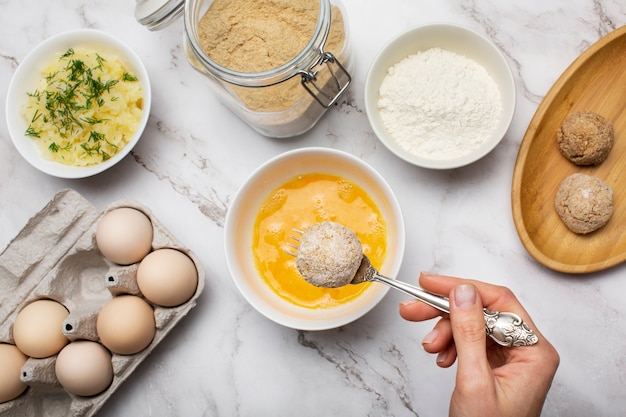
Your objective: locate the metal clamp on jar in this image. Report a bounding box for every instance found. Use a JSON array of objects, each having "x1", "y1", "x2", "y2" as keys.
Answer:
[
  {"x1": 300, "y1": 51, "x2": 351, "y2": 108},
  {"x1": 135, "y1": 0, "x2": 353, "y2": 138}
]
